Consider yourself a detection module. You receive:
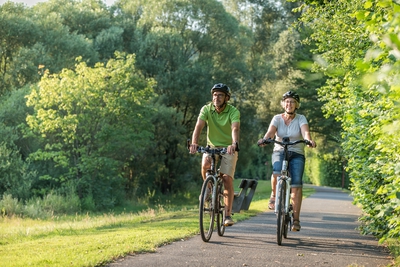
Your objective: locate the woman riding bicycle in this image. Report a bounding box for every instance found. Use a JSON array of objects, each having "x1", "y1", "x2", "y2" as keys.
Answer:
[{"x1": 258, "y1": 91, "x2": 316, "y2": 231}]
